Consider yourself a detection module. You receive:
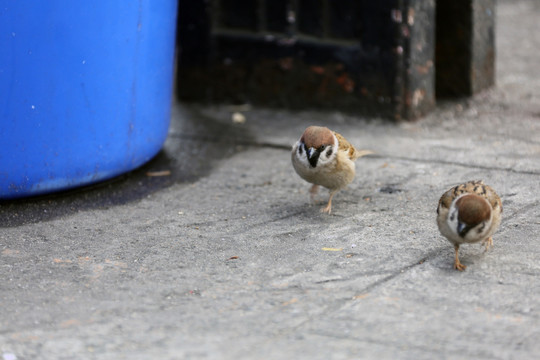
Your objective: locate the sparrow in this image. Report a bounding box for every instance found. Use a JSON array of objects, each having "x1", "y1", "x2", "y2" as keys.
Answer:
[
  {"x1": 291, "y1": 126, "x2": 372, "y2": 213},
  {"x1": 436, "y1": 180, "x2": 502, "y2": 271}
]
